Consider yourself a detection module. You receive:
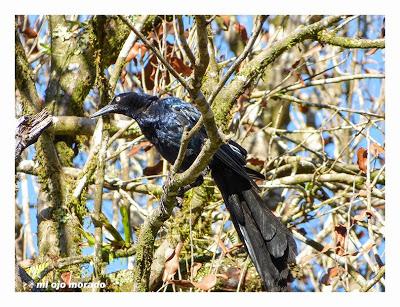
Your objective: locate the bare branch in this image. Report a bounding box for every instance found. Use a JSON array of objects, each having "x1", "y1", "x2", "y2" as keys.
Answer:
[{"x1": 276, "y1": 94, "x2": 385, "y2": 119}]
